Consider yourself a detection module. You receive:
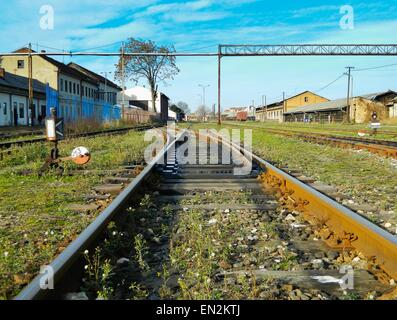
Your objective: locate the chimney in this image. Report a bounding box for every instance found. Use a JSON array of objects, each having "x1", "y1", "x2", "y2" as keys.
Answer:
[{"x1": 0, "y1": 68, "x2": 5, "y2": 78}]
